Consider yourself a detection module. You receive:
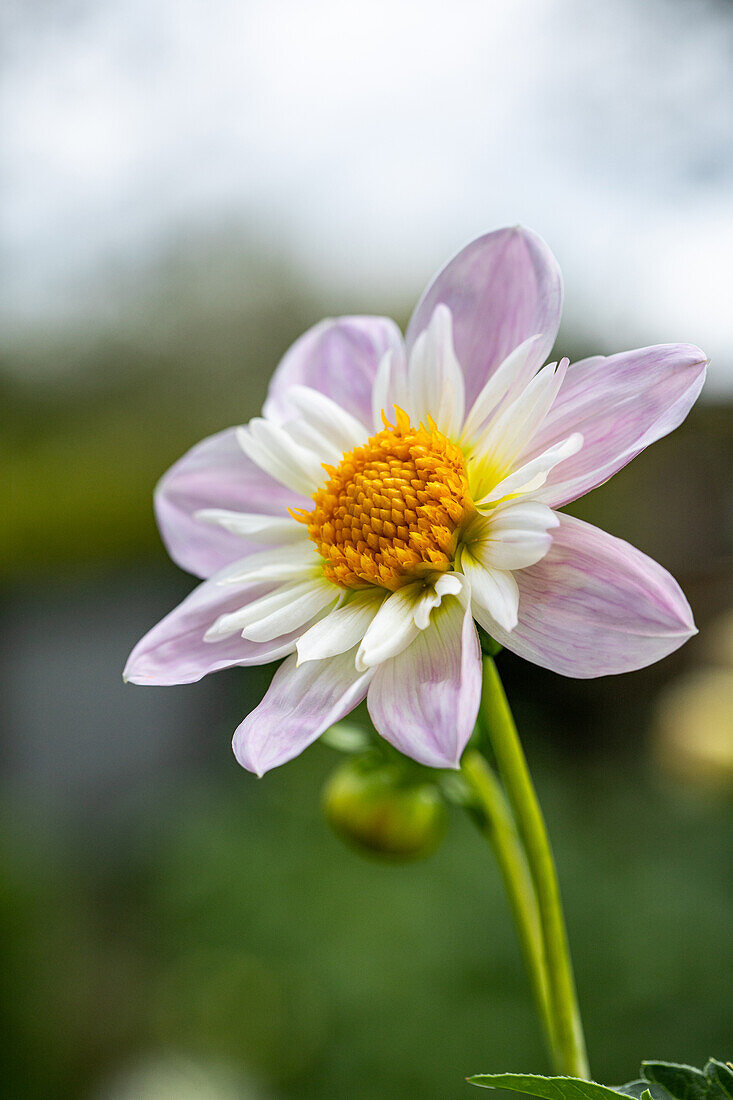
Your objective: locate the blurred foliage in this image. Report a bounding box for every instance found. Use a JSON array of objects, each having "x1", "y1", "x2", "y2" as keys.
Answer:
[{"x1": 1, "y1": 739, "x2": 731, "y2": 1099}]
